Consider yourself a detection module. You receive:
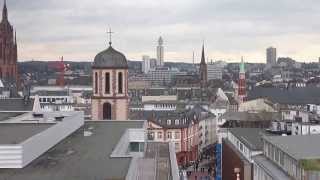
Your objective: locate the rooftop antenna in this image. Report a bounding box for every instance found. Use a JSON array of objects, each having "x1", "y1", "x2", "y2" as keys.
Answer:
[{"x1": 107, "y1": 27, "x2": 114, "y2": 46}]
